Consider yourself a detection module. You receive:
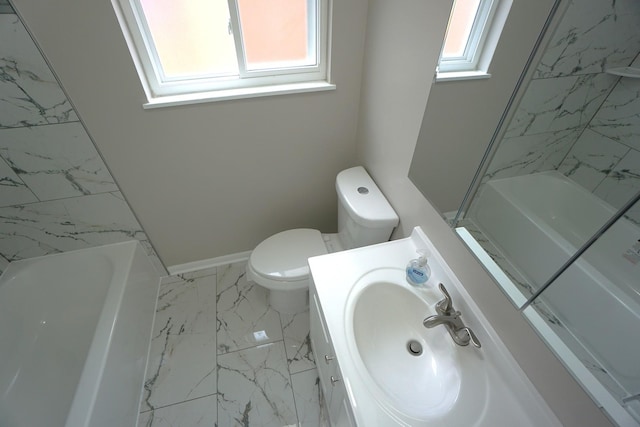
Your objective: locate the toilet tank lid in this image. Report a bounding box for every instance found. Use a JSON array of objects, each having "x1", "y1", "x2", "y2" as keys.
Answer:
[
  {"x1": 249, "y1": 229, "x2": 328, "y2": 281},
  {"x1": 336, "y1": 166, "x2": 399, "y2": 228}
]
